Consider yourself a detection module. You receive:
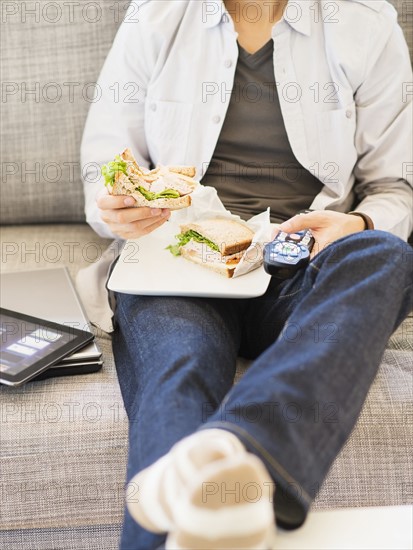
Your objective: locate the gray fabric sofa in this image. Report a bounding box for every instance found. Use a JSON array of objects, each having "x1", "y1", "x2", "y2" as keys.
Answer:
[{"x1": 1, "y1": 2, "x2": 412, "y2": 549}]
